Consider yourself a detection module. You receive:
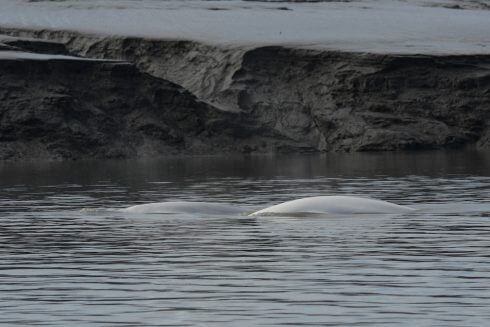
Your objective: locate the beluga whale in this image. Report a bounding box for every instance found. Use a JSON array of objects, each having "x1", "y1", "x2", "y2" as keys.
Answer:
[
  {"x1": 121, "y1": 196, "x2": 414, "y2": 217},
  {"x1": 122, "y1": 201, "x2": 245, "y2": 215},
  {"x1": 248, "y1": 196, "x2": 414, "y2": 217}
]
